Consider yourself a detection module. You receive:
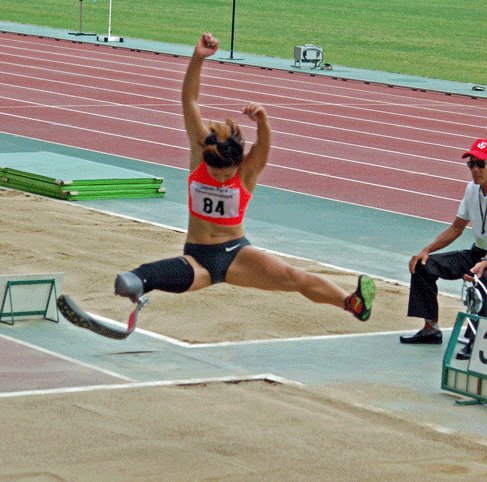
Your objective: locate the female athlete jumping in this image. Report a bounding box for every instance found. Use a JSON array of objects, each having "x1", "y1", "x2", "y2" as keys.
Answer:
[{"x1": 115, "y1": 32, "x2": 376, "y2": 322}]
